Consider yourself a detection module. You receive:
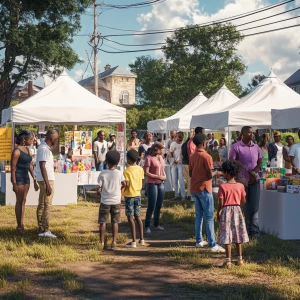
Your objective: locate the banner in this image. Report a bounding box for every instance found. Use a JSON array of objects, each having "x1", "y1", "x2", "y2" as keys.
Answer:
[
  {"x1": 73, "y1": 131, "x2": 93, "y2": 156},
  {"x1": 0, "y1": 128, "x2": 12, "y2": 161}
]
